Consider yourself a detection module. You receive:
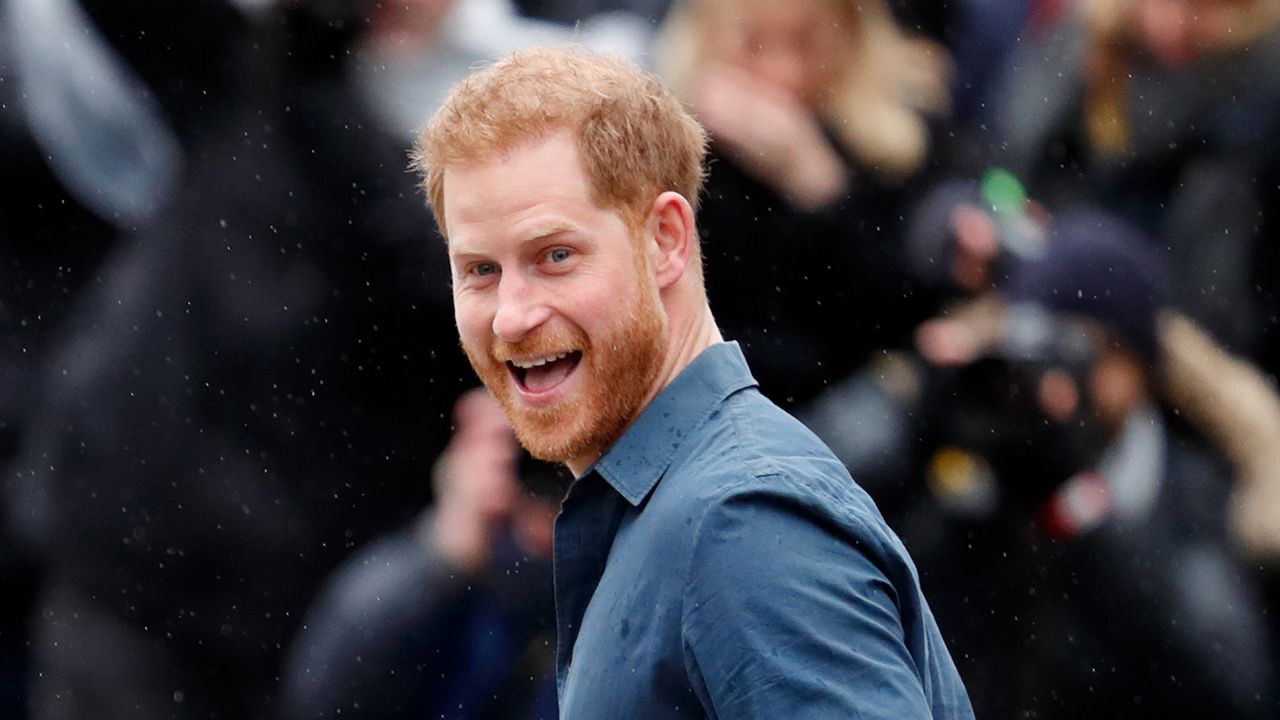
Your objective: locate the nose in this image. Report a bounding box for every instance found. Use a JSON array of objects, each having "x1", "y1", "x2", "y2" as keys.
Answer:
[{"x1": 491, "y1": 272, "x2": 552, "y2": 342}]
